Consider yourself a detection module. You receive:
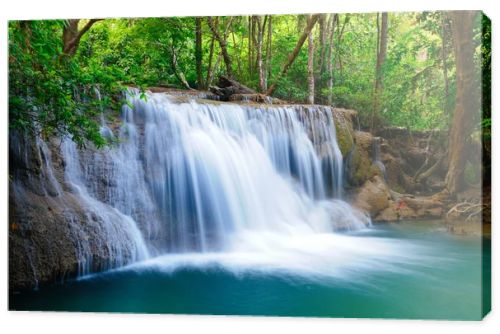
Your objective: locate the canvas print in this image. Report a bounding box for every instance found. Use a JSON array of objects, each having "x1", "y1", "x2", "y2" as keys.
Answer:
[{"x1": 8, "y1": 11, "x2": 491, "y2": 320}]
